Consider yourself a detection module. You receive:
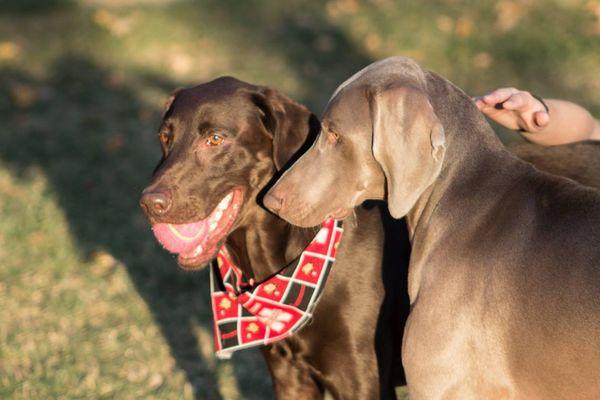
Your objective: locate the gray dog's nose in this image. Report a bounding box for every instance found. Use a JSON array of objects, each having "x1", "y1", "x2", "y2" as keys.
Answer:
[
  {"x1": 140, "y1": 190, "x2": 172, "y2": 217},
  {"x1": 263, "y1": 193, "x2": 283, "y2": 213}
]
